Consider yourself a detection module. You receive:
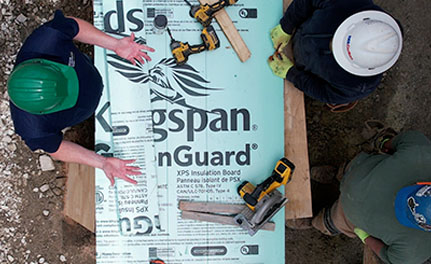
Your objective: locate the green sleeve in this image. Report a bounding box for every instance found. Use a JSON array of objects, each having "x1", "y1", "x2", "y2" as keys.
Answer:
[{"x1": 391, "y1": 131, "x2": 430, "y2": 151}]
